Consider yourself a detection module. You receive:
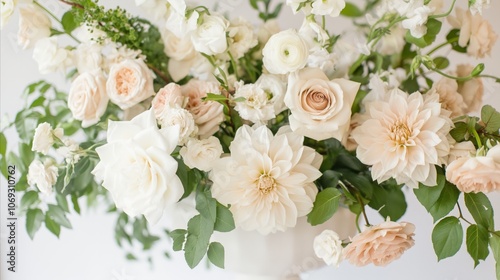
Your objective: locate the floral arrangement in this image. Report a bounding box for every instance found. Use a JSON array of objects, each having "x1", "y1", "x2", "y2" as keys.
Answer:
[{"x1": 1, "y1": 0, "x2": 500, "y2": 277}]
